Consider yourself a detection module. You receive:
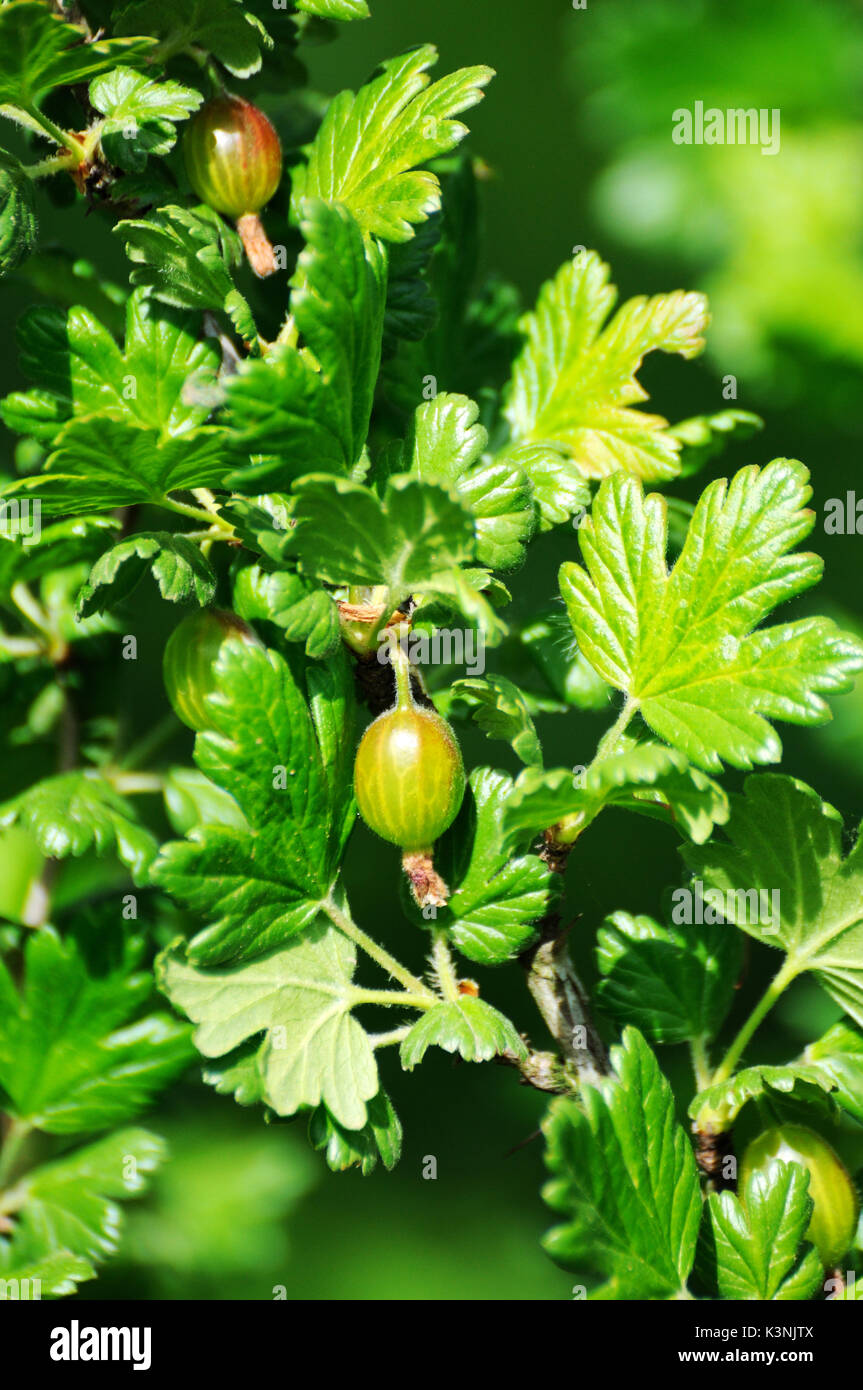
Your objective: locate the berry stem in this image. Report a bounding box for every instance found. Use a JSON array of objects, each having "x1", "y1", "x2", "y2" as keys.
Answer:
[
  {"x1": 339, "y1": 585, "x2": 390, "y2": 656},
  {"x1": 390, "y1": 635, "x2": 414, "y2": 710},
  {"x1": 402, "y1": 850, "x2": 450, "y2": 909}
]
